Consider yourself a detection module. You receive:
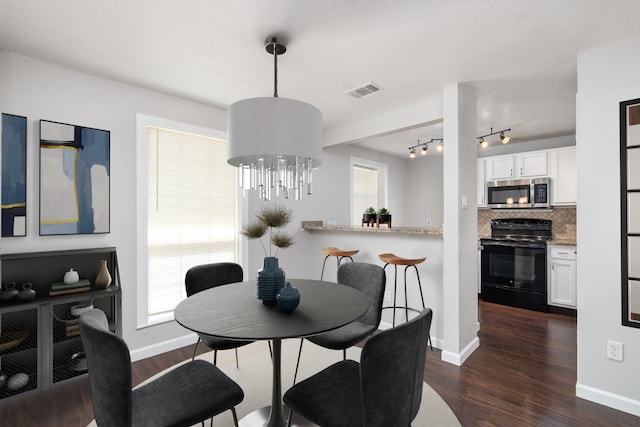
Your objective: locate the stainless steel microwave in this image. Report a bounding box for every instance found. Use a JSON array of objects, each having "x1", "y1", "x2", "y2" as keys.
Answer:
[{"x1": 487, "y1": 177, "x2": 550, "y2": 209}]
